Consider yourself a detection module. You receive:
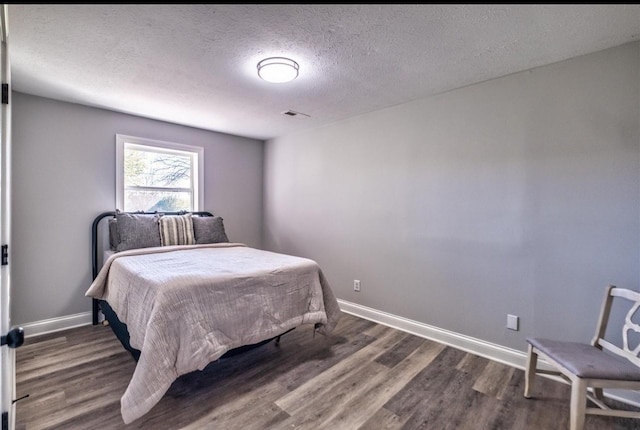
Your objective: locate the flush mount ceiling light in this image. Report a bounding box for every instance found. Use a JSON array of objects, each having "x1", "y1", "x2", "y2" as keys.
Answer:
[{"x1": 257, "y1": 57, "x2": 299, "y2": 83}]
